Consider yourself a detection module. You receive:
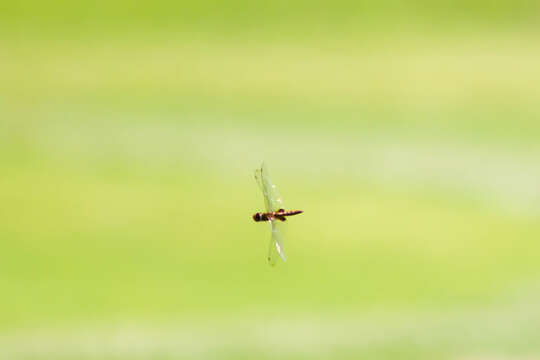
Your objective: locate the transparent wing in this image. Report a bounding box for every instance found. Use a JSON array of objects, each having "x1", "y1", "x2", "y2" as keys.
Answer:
[
  {"x1": 267, "y1": 220, "x2": 287, "y2": 266},
  {"x1": 254, "y1": 162, "x2": 284, "y2": 212},
  {"x1": 254, "y1": 162, "x2": 287, "y2": 266},
  {"x1": 254, "y1": 167, "x2": 271, "y2": 213}
]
